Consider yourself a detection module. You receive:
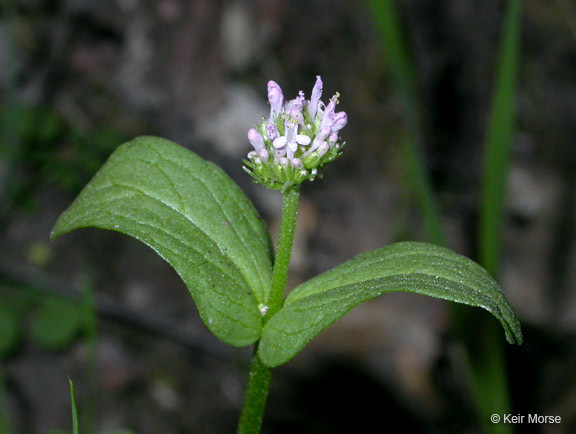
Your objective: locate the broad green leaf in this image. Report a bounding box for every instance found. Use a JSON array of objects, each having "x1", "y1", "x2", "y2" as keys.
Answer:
[
  {"x1": 259, "y1": 242, "x2": 522, "y2": 367},
  {"x1": 51, "y1": 136, "x2": 273, "y2": 347}
]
